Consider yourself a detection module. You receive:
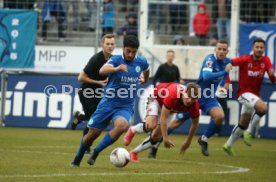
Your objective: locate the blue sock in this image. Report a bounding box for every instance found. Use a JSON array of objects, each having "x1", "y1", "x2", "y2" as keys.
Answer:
[
  {"x1": 76, "y1": 139, "x2": 89, "y2": 159},
  {"x1": 94, "y1": 133, "x2": 114, "y2": 153},
  {"x1": 159, "y1": 127, "x2": 174, "y2": 143},
  {"x1": 204, "y1": 119, "x2": 220, "y2": 138}
]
